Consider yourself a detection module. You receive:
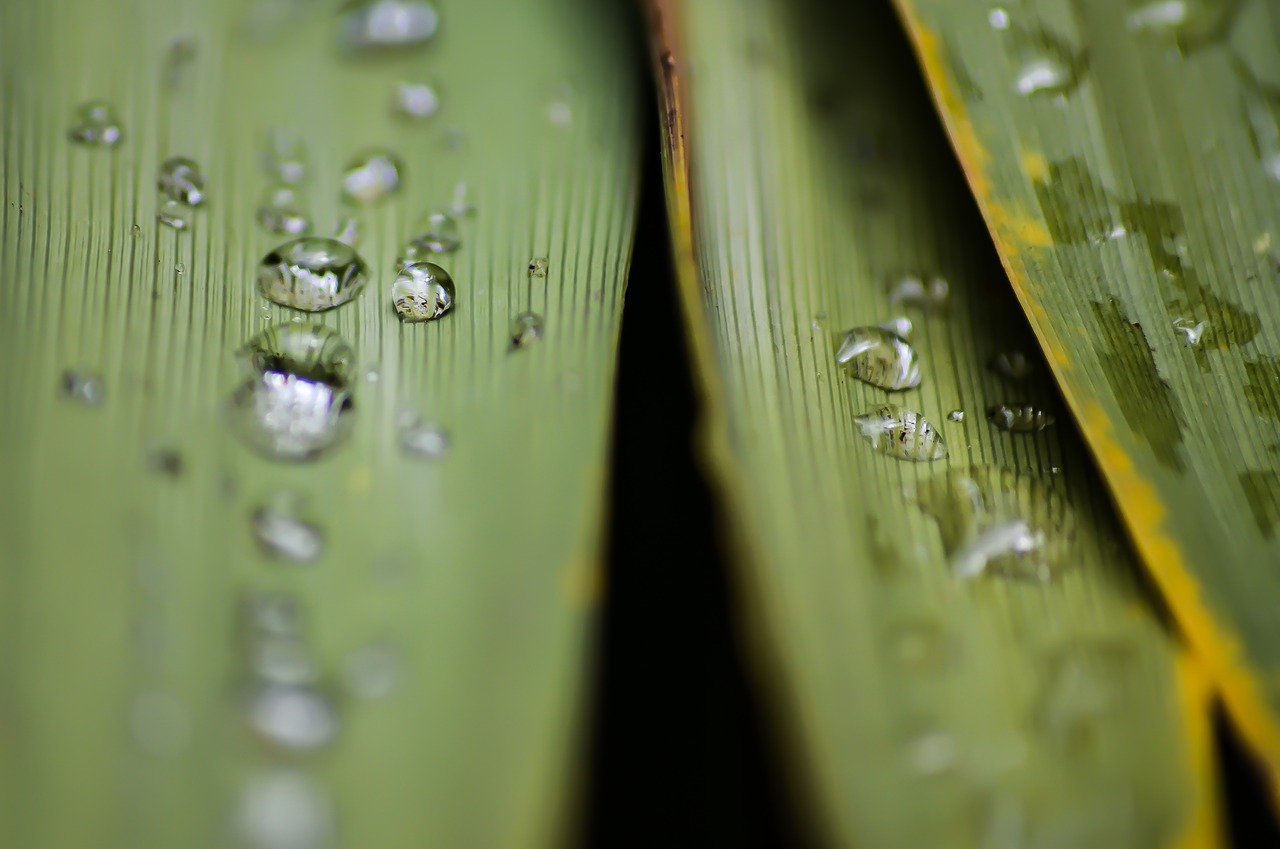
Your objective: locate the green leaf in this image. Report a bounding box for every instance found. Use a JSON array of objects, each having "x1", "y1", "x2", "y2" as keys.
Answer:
[
  {"x1": 894, "y1": 0, "x2": 1280, "y2": 793},
  {"x1": 0, "y1": 1, "x2": 637, "y2": 846},
  {"x1": 648, "y1": 0, "x2": 1218, "y2": 845}
]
